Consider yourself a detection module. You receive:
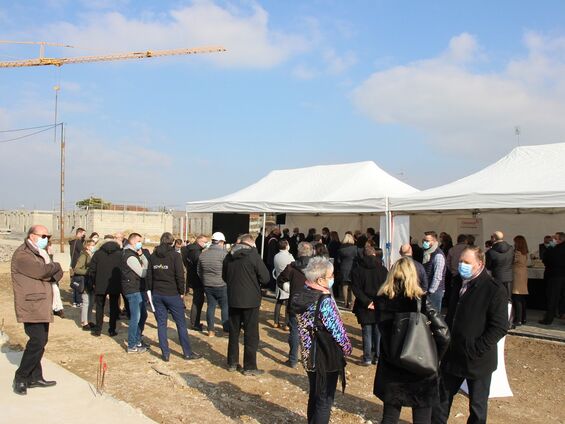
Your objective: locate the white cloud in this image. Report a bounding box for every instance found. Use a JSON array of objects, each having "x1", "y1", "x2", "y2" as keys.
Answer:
[
  {"x1": 34, "y1": 1, "x2": 310, "y2": 69},
  {"x1": 352, "y1": 32, "x2": 565, "y2": 157},
  {"x1": 323, "y1": 48, "x2": 357, "y2": 75},
  {"x1": 291, "y1": 64, "x2": 318, "y2": 80}
]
